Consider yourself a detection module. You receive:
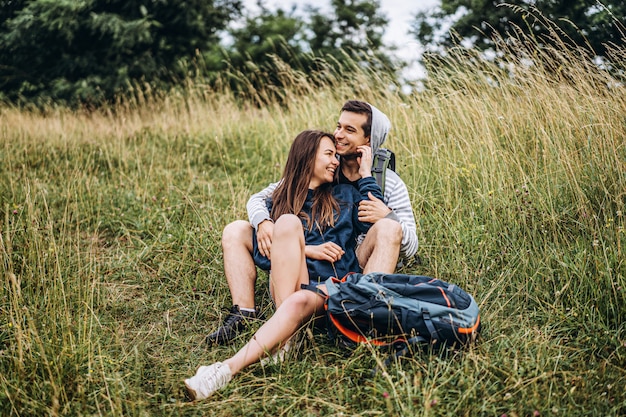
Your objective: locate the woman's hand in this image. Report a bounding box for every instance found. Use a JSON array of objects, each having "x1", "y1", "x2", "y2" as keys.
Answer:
[
  {"x1": 305, "y1": 242, "x2": 345, "y2": 262},
  {"x1": 357, "y1": 145, "x2": 373, "y2": 178},
  {"x1": 257, "y1": 219, "x2": 274, "y2": 259}
]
